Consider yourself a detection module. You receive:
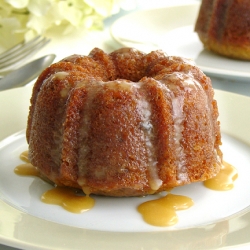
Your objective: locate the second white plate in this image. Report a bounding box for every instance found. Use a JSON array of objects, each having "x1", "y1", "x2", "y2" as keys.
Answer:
[{"x1": 111, "y1": 2, "x2": 250, "y2": 81}]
